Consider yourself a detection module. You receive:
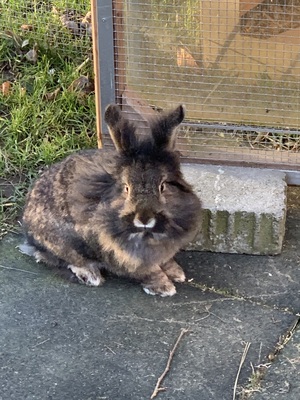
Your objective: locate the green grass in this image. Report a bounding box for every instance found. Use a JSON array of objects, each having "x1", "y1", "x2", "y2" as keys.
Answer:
[{"x1": 0, "y1": 0, "x2": 97, "y2": 236}]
